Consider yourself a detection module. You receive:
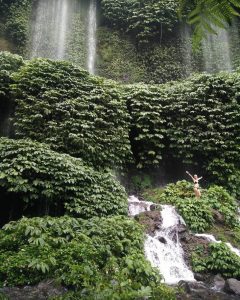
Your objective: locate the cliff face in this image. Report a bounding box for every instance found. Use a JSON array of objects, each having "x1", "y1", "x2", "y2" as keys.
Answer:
[{"x1": 1, "y1": 0, "x2": 240, "y2": 83}]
